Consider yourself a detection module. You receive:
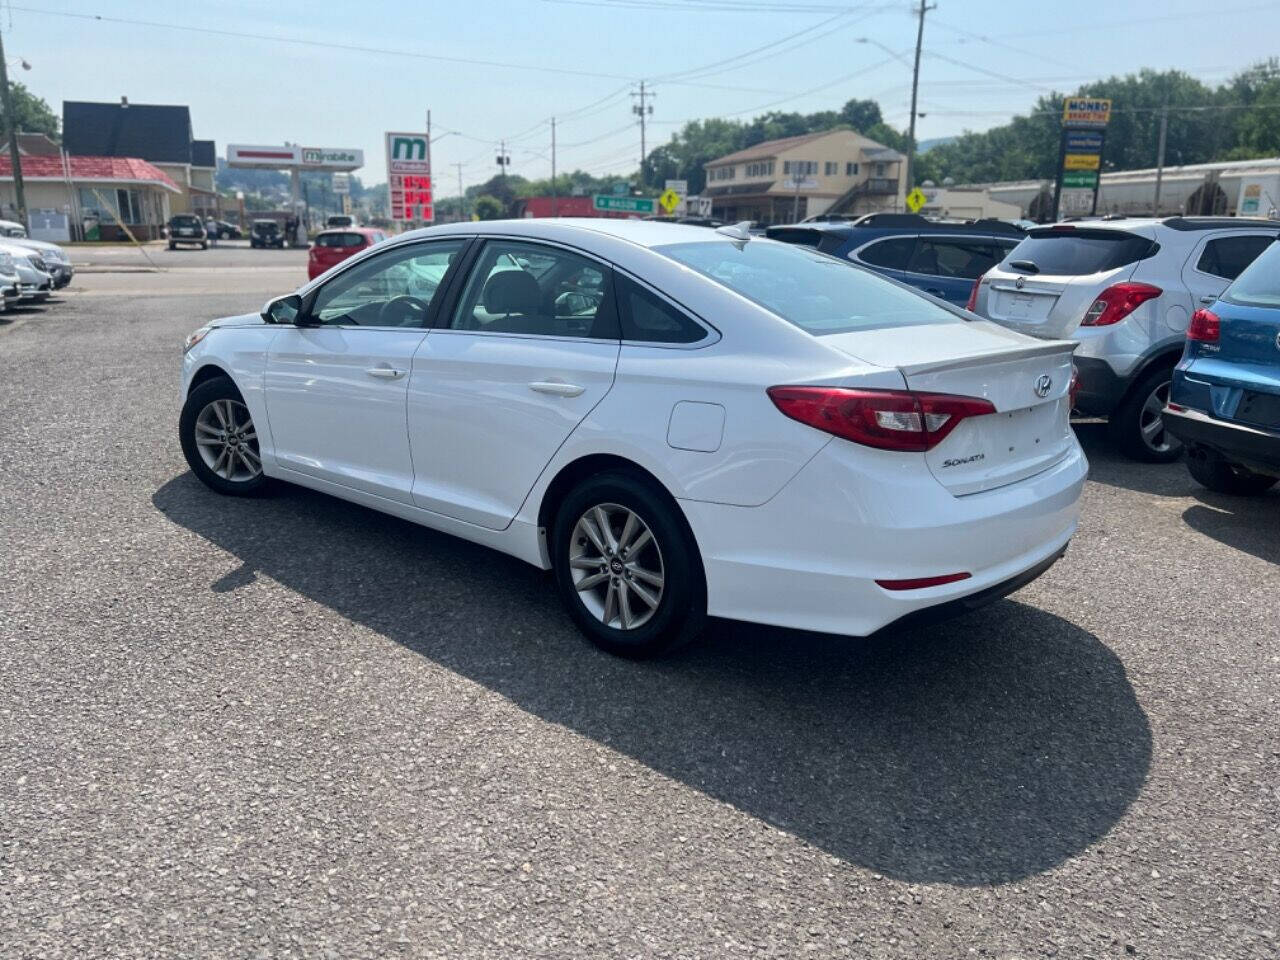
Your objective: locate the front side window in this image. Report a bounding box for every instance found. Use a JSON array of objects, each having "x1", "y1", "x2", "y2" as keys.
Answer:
[
  {"x1": 449, "y1": 241, "x2": 617, "y2": 339},
  {"x1": 907, "y1": 238, "x2": 1004, "y2": 280},
  {"x1": 310, "y1": 240, "x2": 465, "y2": 327},
  {"x1": 1196, "y1": 234, "x2": 1275, "y2": 280},
  {"x1": 656, "y1": 239, "x2": 960, "y2": 336}
]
